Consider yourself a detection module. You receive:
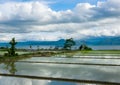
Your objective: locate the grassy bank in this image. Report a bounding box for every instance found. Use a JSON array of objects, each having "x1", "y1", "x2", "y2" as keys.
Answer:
[
  {"x1": 0, "y1": 50, "x2": 31, "y2": 56},
  {"x1": 0, "y1": 50, "x2": 62, "y2": 61},
  {"x1": 55, "y1": 50, "x2": 120, "y2": 57},
  {"x1": 1, "y1": 49, "x2": 120, "y2": 60},
  {"x1": 78, "y1": 50, "x2": 120, "y2": 56}
]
